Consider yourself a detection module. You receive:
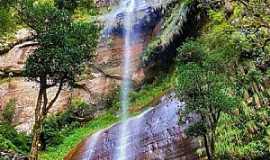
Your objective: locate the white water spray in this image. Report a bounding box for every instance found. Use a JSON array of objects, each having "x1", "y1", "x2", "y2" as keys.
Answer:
[
  {"x1": 116, "y1": 0, "x2": 136, "y2": 160},
  {"x1": 83, "y1": 131, "x2": 101, "y2": 160}
]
